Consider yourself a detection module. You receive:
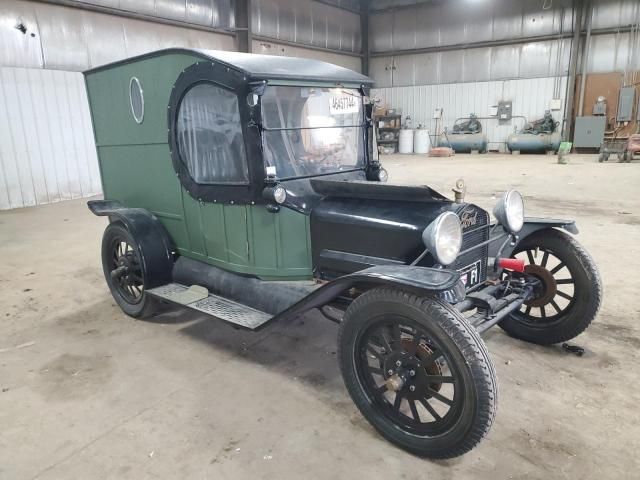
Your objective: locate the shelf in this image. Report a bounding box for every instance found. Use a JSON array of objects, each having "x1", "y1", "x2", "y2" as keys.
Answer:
[
  {"x1": 378, "y1": 127, "x2": 400, "y2": 130},
  {"x1": 376, "y1": 114, "x2": 402, "y2": 118},
  {"x1": 377, "y1": 139, "x2": 398, "y2": 143}
]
